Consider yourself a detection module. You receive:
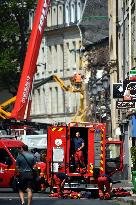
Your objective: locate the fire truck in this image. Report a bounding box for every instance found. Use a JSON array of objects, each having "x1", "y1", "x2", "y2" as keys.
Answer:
[{"x1": 46, "y1": 122, "x2": 123, "y2": 192}]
